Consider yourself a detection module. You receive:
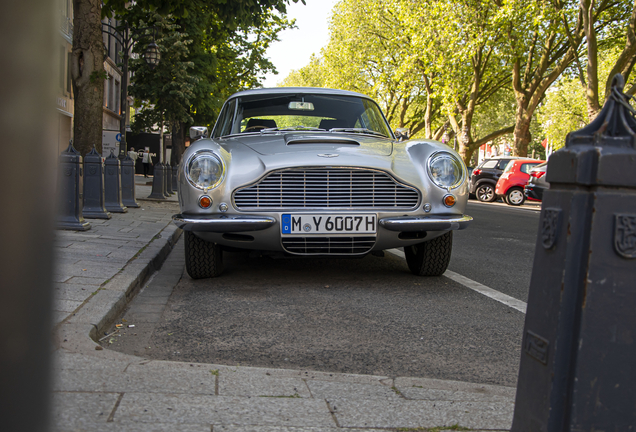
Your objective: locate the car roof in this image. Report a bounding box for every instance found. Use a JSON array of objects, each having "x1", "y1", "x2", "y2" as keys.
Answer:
[{"x1": 229, "y1": 87, "x2": 373, "y2": 100}]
